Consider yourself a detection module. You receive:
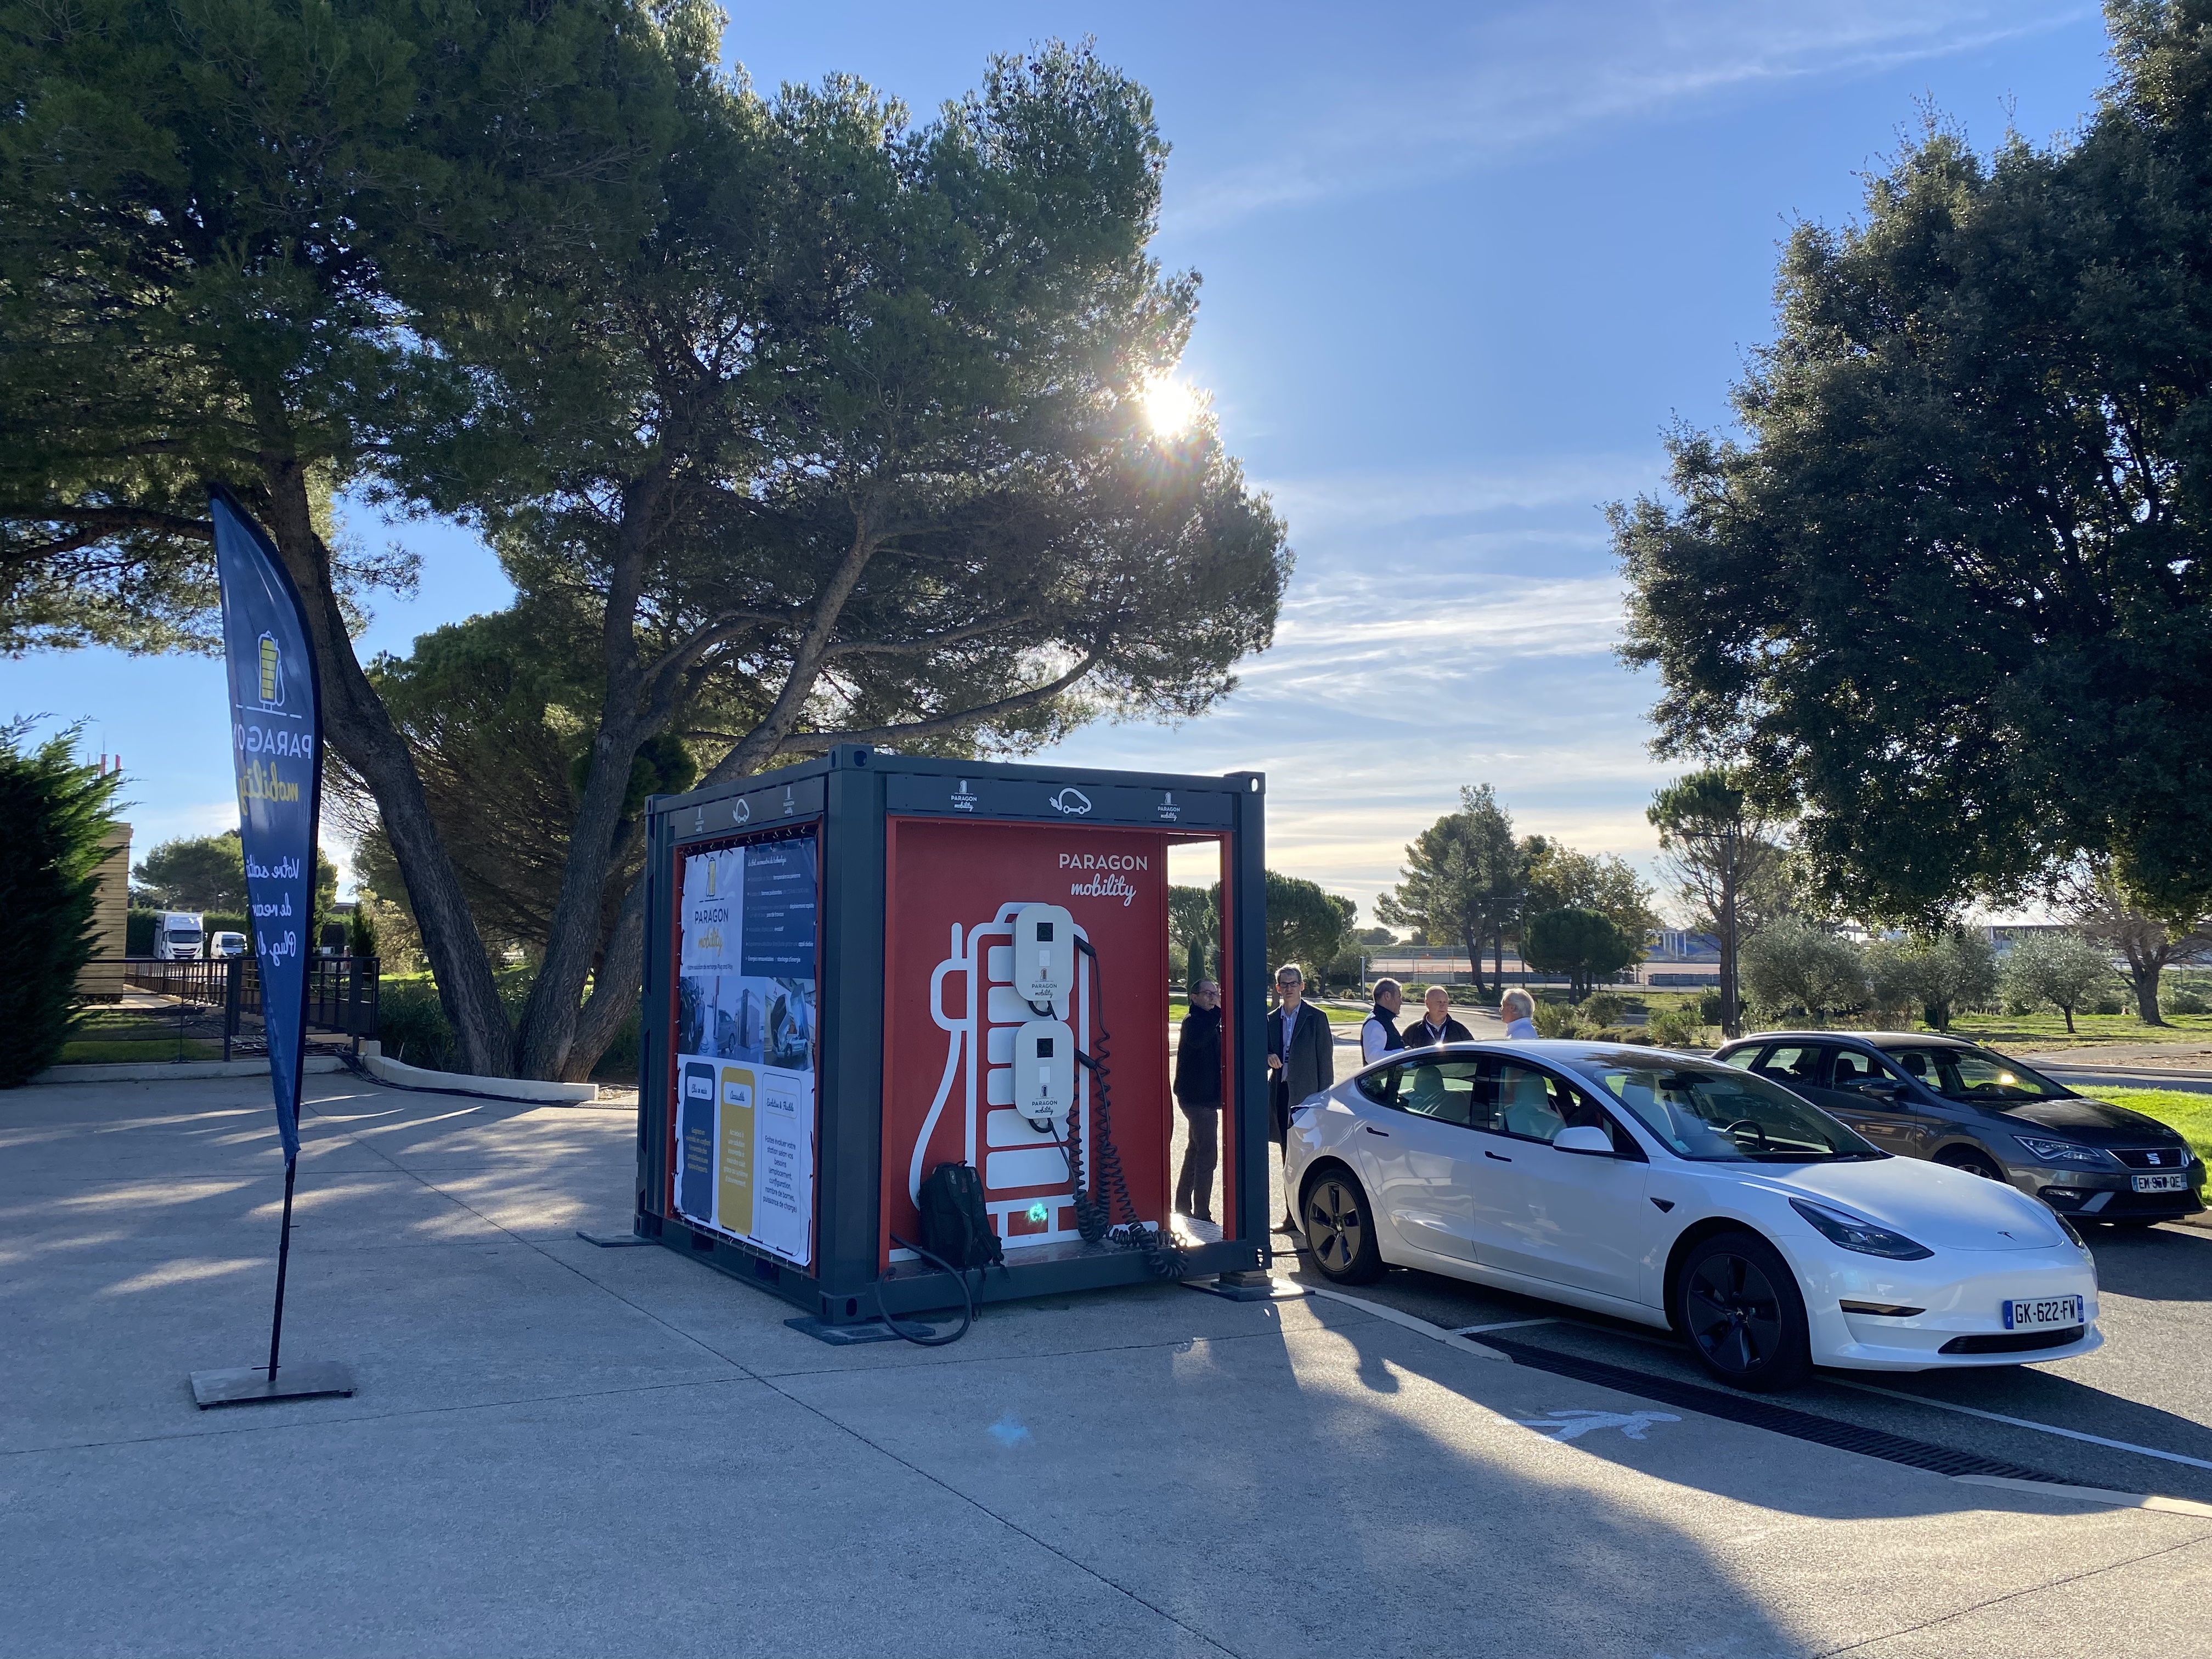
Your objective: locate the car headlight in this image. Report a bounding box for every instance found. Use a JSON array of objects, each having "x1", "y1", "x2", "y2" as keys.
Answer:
[
  {"x1": 1789, "y1": 1198, "x2": 1934, "y2": 1260},
  {"x1": 2047, "y1": 1207, "x2": 2087, "y2": 1249},
  {"x1": 2012, "y1": 1135, "x2": 2118, "y2": 1168}
]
